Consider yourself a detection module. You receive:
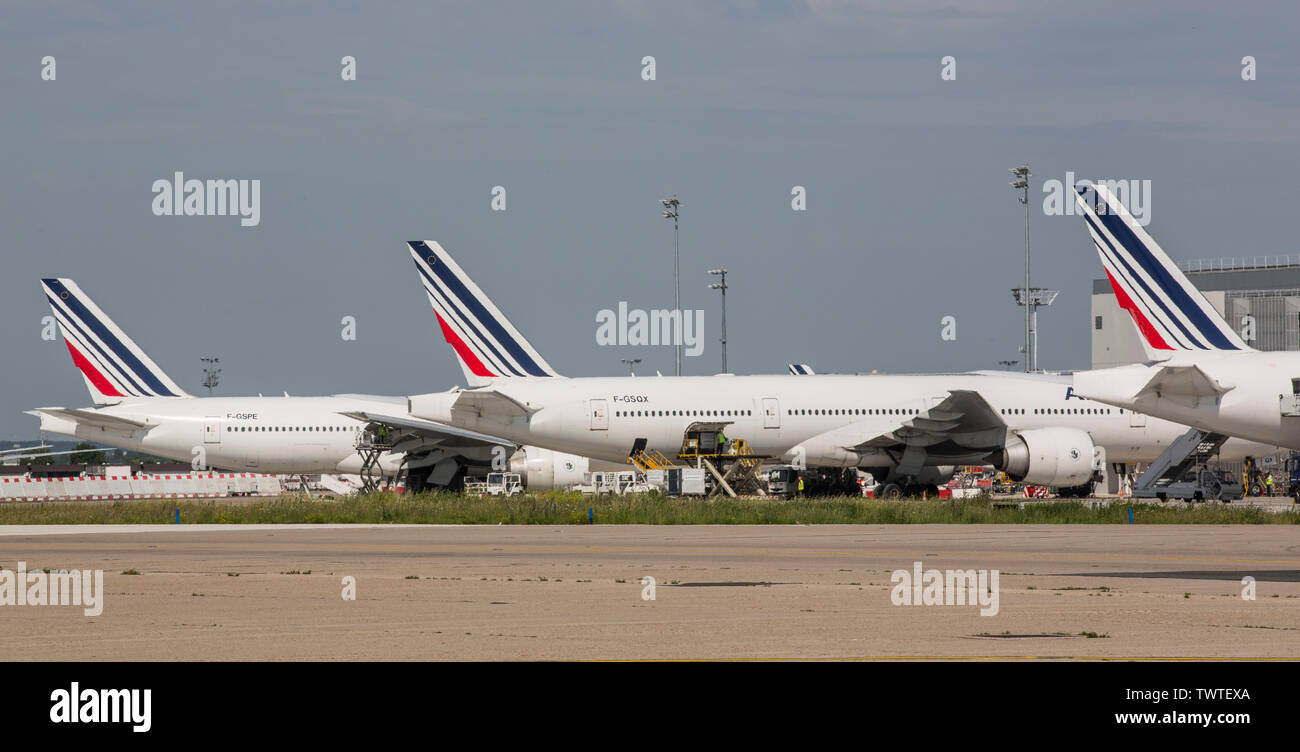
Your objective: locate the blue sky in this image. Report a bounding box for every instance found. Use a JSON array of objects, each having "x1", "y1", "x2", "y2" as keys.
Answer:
[{"x1": 3, "y1": 1, "x2": 1299, "y2": 437}]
